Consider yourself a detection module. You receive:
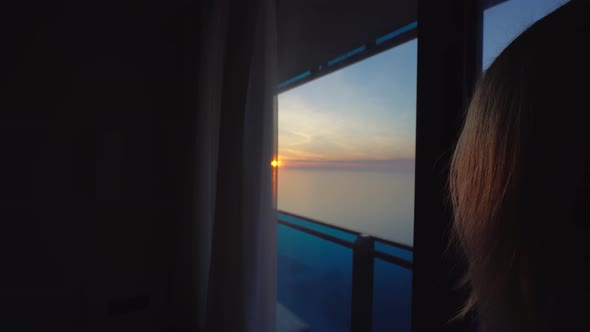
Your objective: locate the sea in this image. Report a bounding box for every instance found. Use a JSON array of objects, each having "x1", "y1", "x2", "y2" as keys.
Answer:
[
  {"x1": 277, "y1": 167, "x2": 415, "y2": 246},
  {"x1": 276, "y1": 167, "x2": 413, "y2": 332}
]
